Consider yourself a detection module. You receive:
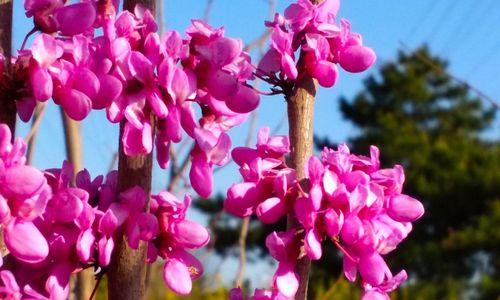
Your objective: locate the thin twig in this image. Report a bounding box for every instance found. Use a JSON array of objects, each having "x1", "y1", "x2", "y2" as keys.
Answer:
[
  {"x1": 89, "y1": 273, "x2": 103, "y2": 300},
  {"x1": 203, "y1": 0, "x2": 214, "y2": 22},
  {"x1": 108, "y1": 152, "x2": 118, "y2": 172},
  {"x1": 20, "y1": 27, "x2": 37, "y2": 51},
  {"x1": 320, "y1": 272, "x2": 344, "y2": 300},
  {"x1": 24, "y1": 103, "x2": 46, "y2": 144},
  {"x1": 243, "y1": 0, "x2": 276, "y2": 52},
  {"x1": 26, "y1": 103, "x2": 44, "y2": 165},
  {"x1": 167, "y1": 144, "x2": 193, "y2": 192},
  {"x1": 234, "y1": 216, "x2": 250, "y2": 287}
]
